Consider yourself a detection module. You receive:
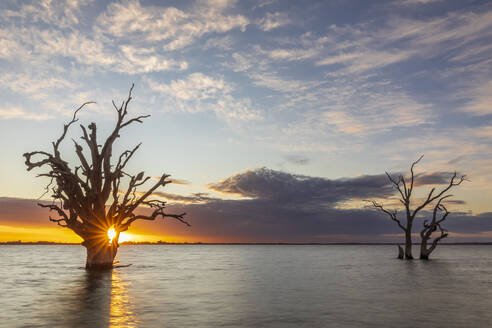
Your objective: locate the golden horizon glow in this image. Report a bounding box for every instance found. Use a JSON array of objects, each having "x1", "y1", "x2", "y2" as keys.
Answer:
[
  {"x1": 0, "y1": 225, "x2": 84, "y2": 243},
  {"x1": 0, "y1": 224, "x2": 199, "y2": 243},
  {"x1": 117, "y1": 231, "x2": 135, "y2": 243}
]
